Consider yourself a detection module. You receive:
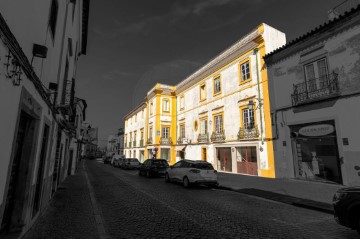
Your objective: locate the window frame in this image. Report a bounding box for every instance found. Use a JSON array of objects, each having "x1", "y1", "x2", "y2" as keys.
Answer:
[
  {"x1": 199, "y1": 83, "x2": 207, "y2": 102},
  {"x1": 162, "y1": 126, "x2": 170, "y2": 139},
  {"x1": 303, "y1": 57, "x2": 329, "y2": 92},
  {"x1": 179, "y1": 123, "x2": 185, "y2": 139},
  {"x1": 212, "y1": 75, "x2": 222, "y2": 96},
  {"x1": 162, "y1": 98, "x2": 170, "y2": 113},
  {"x1": 240, "y1": 104, "x2": 256, "y2": 129},
  {"x1": 239, "y1": 58, "x2": 252, "y2": 85},
  {"x1": 212, "y1": 112, "x2": 224, "y2": 133},
  {"x1": 200, "y1": 117, "x2": 208, "y2": 135}
]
